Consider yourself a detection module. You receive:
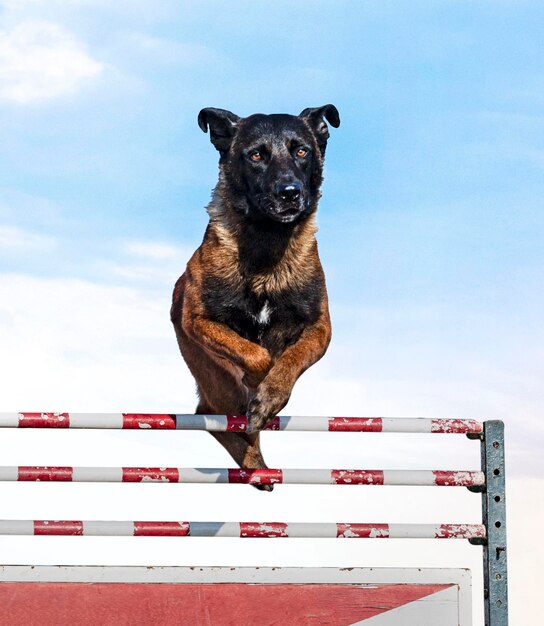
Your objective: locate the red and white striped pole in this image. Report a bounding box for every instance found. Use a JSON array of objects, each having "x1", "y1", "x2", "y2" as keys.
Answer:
[
  {"x1": 0, "y1": 413, "x2": 483, "y2": 433},
  {"x1": 0, "y1": 466, "x2": 485, "y2": 487},
  {"x1": 0, "y1": 521, "x2": 486, "y2": 539}
]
